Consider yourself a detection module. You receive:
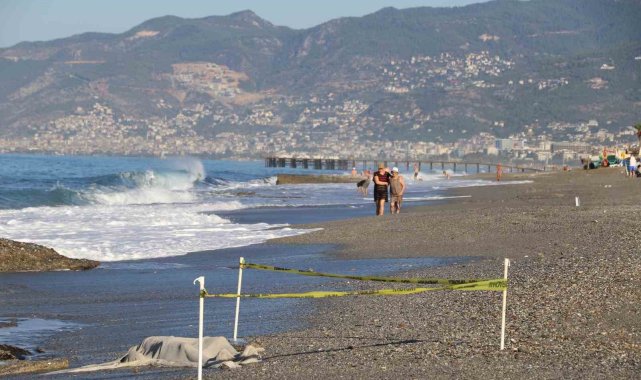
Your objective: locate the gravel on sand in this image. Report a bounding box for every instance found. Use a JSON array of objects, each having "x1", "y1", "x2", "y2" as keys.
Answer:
[
  {"x1": 204, "y1": 168, "x2": 640, "y2": 379},
  {"x1": 0, "y1": 358, "x2": 69, "y2": 376}
]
